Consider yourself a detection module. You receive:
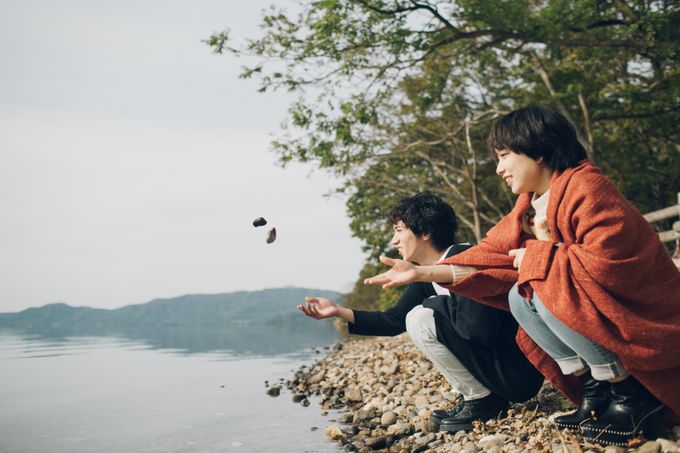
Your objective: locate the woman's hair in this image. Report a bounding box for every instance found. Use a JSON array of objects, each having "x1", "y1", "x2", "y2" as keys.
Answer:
[
  {"x1": 487, "y1": 104, "x2": 588, "y2": 171},
  {"x1": 387, "y1": 192, "x2": 457, "y2": 251}
]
